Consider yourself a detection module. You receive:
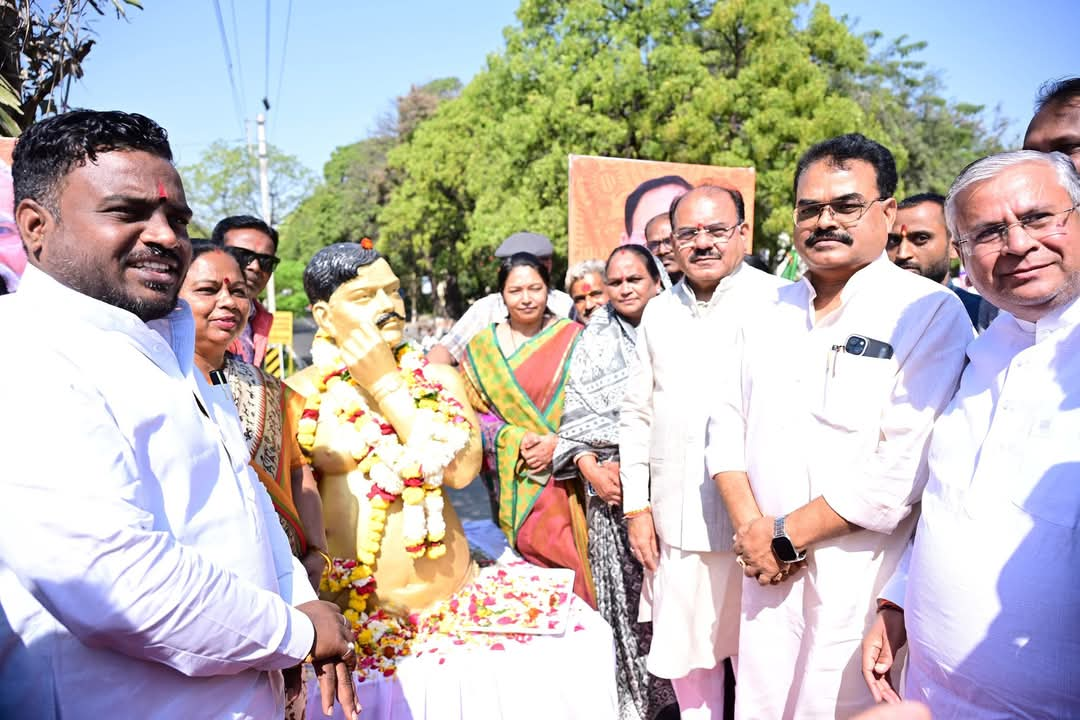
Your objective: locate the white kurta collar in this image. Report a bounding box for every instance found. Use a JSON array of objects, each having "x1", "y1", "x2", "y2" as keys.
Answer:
[
  {"x1": 673, "y1": 260, "x2": 746, "y2": 317},
  {"x1": 18, "y1": 263, "x2": 195, "y2": 378},
  {"x1": 1010, "y1": 292, "x2": 1080, "y2": 344}
]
